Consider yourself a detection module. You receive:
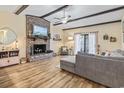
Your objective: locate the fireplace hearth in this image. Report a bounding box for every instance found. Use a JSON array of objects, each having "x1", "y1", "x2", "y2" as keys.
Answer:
[{"x1": 29, "y1": 44, "x2": 53, "y2": 62}]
